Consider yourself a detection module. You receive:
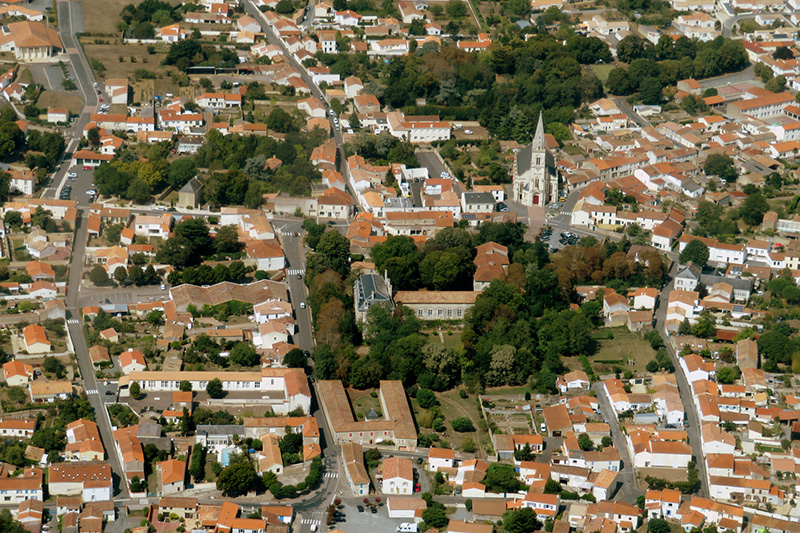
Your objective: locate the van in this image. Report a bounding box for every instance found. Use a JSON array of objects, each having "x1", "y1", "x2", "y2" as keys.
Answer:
[
  {"x1": 397, "y1": 524, "x2": 418, "y2": 533},
  {"x1": 310, "y1": 525, "x2": 318, "y2": 533}
]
